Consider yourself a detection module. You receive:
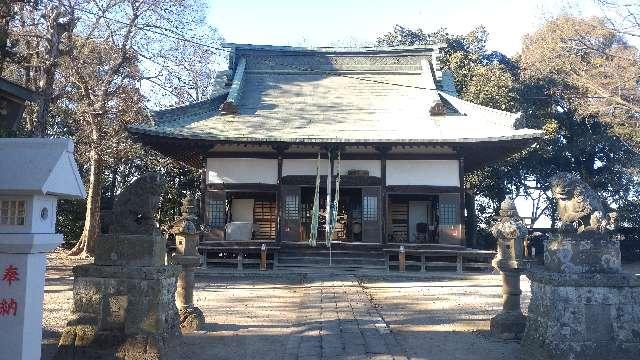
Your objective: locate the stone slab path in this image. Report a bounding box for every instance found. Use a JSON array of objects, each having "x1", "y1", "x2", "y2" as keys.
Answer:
[
  {"x1": 45, "y1": 253, "x2": 640, "y2": 359},
  {"x1": 285, "y1": 276, "x2": 408, "y2": 360}
]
